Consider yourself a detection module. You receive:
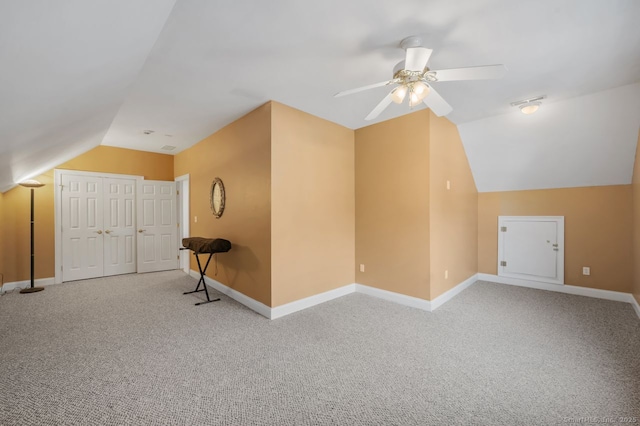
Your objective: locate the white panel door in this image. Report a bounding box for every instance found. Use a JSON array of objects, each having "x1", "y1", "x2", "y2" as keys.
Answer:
[
  {"x1": 61, "y1": 174, "x2": 104, "y2": 281},
  {"x1": 498, "y1": 216, "x2": 564, "y2": 285},
  {"x1": 103, "y1": 178, "x2": 137, "y2": 276},
  {"x1": 136, "y1": 180, "x2": 178, "y2": 273}
]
